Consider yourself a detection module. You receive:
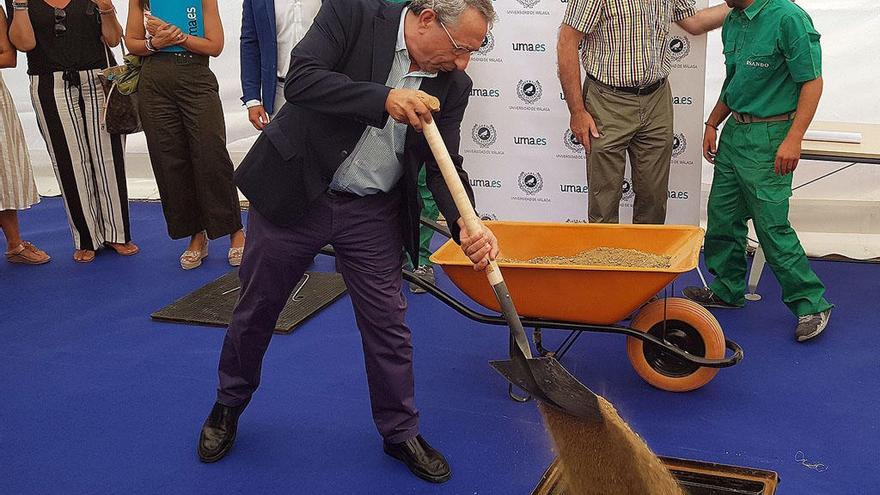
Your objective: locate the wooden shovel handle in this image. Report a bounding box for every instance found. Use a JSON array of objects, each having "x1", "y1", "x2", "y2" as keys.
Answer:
[{"x1": 421, "y1": 119, "x2": 503, "y2": 285}]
